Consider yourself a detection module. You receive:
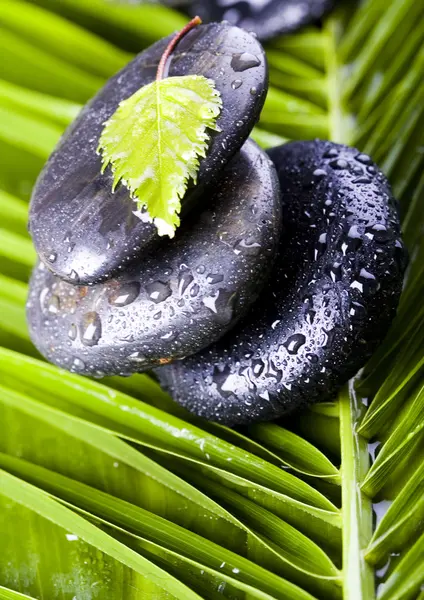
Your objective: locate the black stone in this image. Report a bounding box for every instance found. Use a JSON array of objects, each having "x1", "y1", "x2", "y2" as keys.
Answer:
[
  {"x1": 26, "y1": 140, "x2": 281, "y2": 376},
  {"x1": 29, "y1": 23, "x2": 268, "y2": 285},
  {"x1": 190, "y1": 0, "x2": 336, "y2": 41},
  {"x1": 157, "y1": 140, "x2": 407, "y2": 425}
]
